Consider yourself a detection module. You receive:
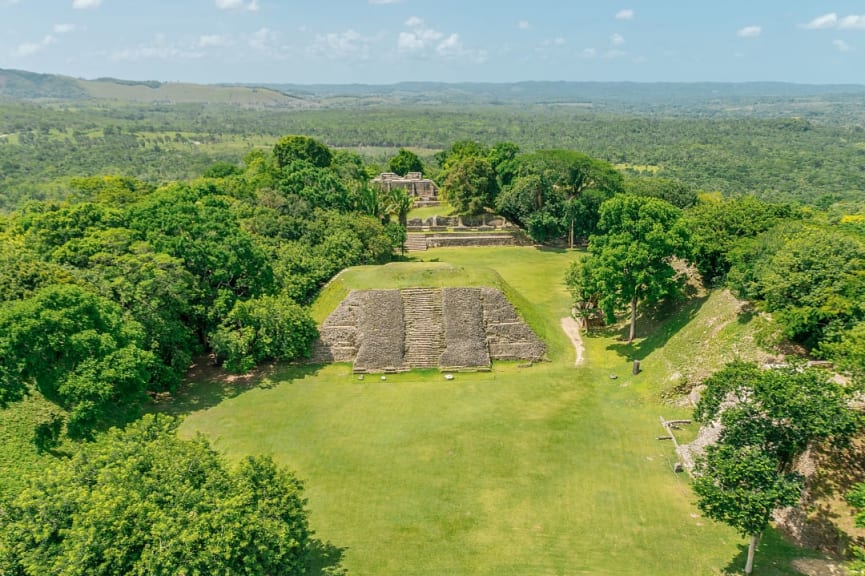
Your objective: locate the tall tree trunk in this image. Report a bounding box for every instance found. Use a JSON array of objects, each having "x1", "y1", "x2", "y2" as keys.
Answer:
[
  {"x1": 628, "y1": 294, "x2": 638, "y2": 343},
  {"x1": 569, "y1": 216, "x2": 575, "y2": 248},
  {"x1": 745, "y1": 534, "x2": 758, "y2": 575}
]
